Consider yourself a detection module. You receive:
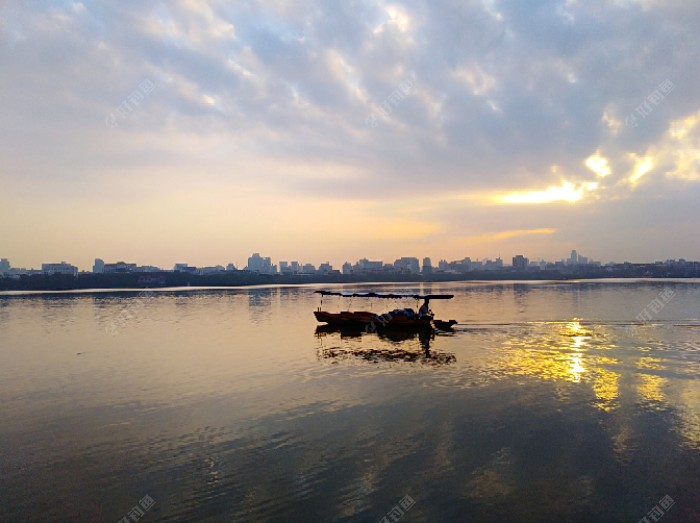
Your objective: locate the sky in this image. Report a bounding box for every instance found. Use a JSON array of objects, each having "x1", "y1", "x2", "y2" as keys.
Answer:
[{"x1": 1, "y1": 0, "x2": 700, "y2": 270}]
